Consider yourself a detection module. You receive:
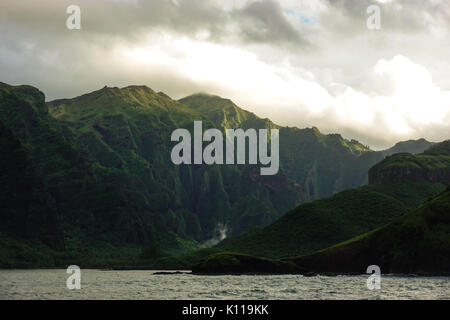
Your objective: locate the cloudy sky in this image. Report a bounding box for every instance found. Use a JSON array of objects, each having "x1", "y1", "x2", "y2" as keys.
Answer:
[{"x1": 1, "y1": 0, "x2": 450, "y2": 149}]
